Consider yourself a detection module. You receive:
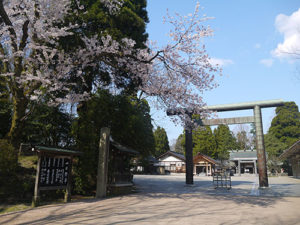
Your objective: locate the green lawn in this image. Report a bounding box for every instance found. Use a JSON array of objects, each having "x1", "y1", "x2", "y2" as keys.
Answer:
[{"x1": 0, "y1": 203, "x2": 32, "y2": 214}]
